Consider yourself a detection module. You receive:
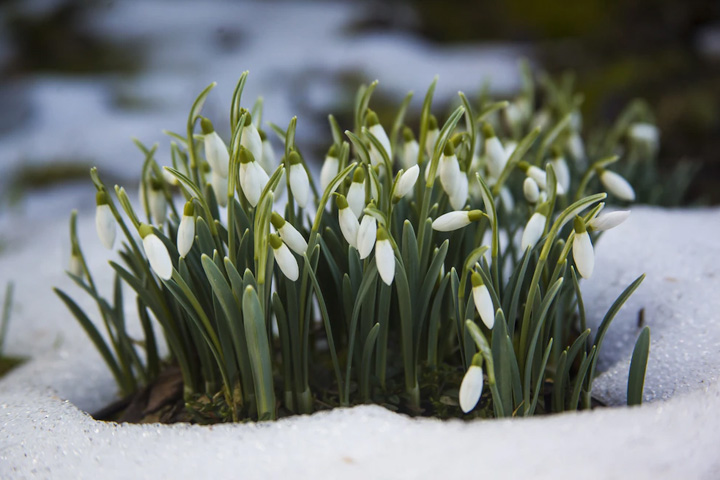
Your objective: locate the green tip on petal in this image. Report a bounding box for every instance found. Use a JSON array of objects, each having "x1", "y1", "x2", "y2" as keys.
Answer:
[
  {"x1": 327, "y1": 144, "x2": 339, "y2": 157},
  {"x1": 471, "y1": 271, "x2": 483, "y2": 287},
  {"x1": 402, "y1": 126, "x2": 415, "y2": 142},
  {"x1": 482, "y1": 123, "x2": 495, "y2": 138},
  {"x1": 551, "y1": 145, "x2": 563, "y2": 158},
  {"x1": 269, "y1": 233, "x2": 283, "y2": 249},
  {"x1": 183, "y1": 201, "x2": 195, "y2": 217},
  {"x1": 288, "y1": 151, "x2": 301, "y2": 165},
  {"x1": 366, "y1": 109, "x2": 379, "y2": 126},
  {"x1": 443, "y1": 142, "x2": 455, "y2": 156},
  {"x1": 471, "y1": 352, "x2": 484, "y2": 368},
  {"x1": 258, "y1": 128, "x2": 267, "y2": 141},
  {"x1": 537, "y1": 201, "x2": 551, "y2": 216},
  {"x1": 241, "y1": 110, "x2": 253, "y2": 126},
  {"x1": 138, "y1": 223, "x2": 153, "y2": 239},
  {"x1": 271, "y1": 211, "x2": 285, "y2": 229},
  {"x1": 573, "y1": 215, "x2": 586, "y2": 233},
  {"x1": 335, "y1": 194, "x2": 349, "y2": 209},
  {"x1": 96, "y1": 190, "x2": 110, "y2": 206},
  {"x1": 352, "y1": 167, "x2": 366, "y2": 183},
  {"x1": 200, "y1": 117, "x2": 214, "y2": 135},
  {"x1": 517, "y1": 160, "x2": 530, "y2": 172},
  {"x1": 238, "y1": 146, "x2": 254, "y2": 164},
  {"x1": 150, "y1": 177, "x2": 163, "y2": 190},
  {"x1": 468, "y1": 210, "x2": 483, "y2": 222},
  {"x1": 377, "y1": 226, "x2": 389, "y2": 241},
  {"x1": 450, "y1": 133, "x2": 463, "y2": 148},
  {"x1": 427, "y1": 114, "x2": 438, "y2": 130}
]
